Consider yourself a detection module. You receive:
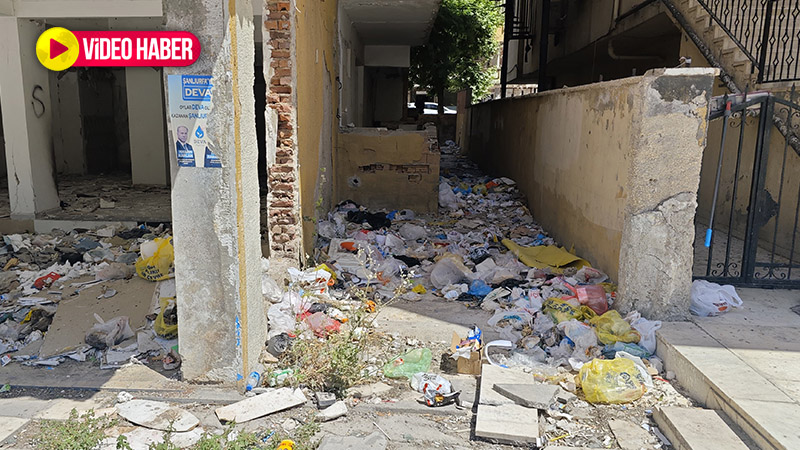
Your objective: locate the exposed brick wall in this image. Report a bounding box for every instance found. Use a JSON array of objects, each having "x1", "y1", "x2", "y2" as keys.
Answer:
[{"x1": 264, "y1": 0, "x2": 302, "y2": 260}]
